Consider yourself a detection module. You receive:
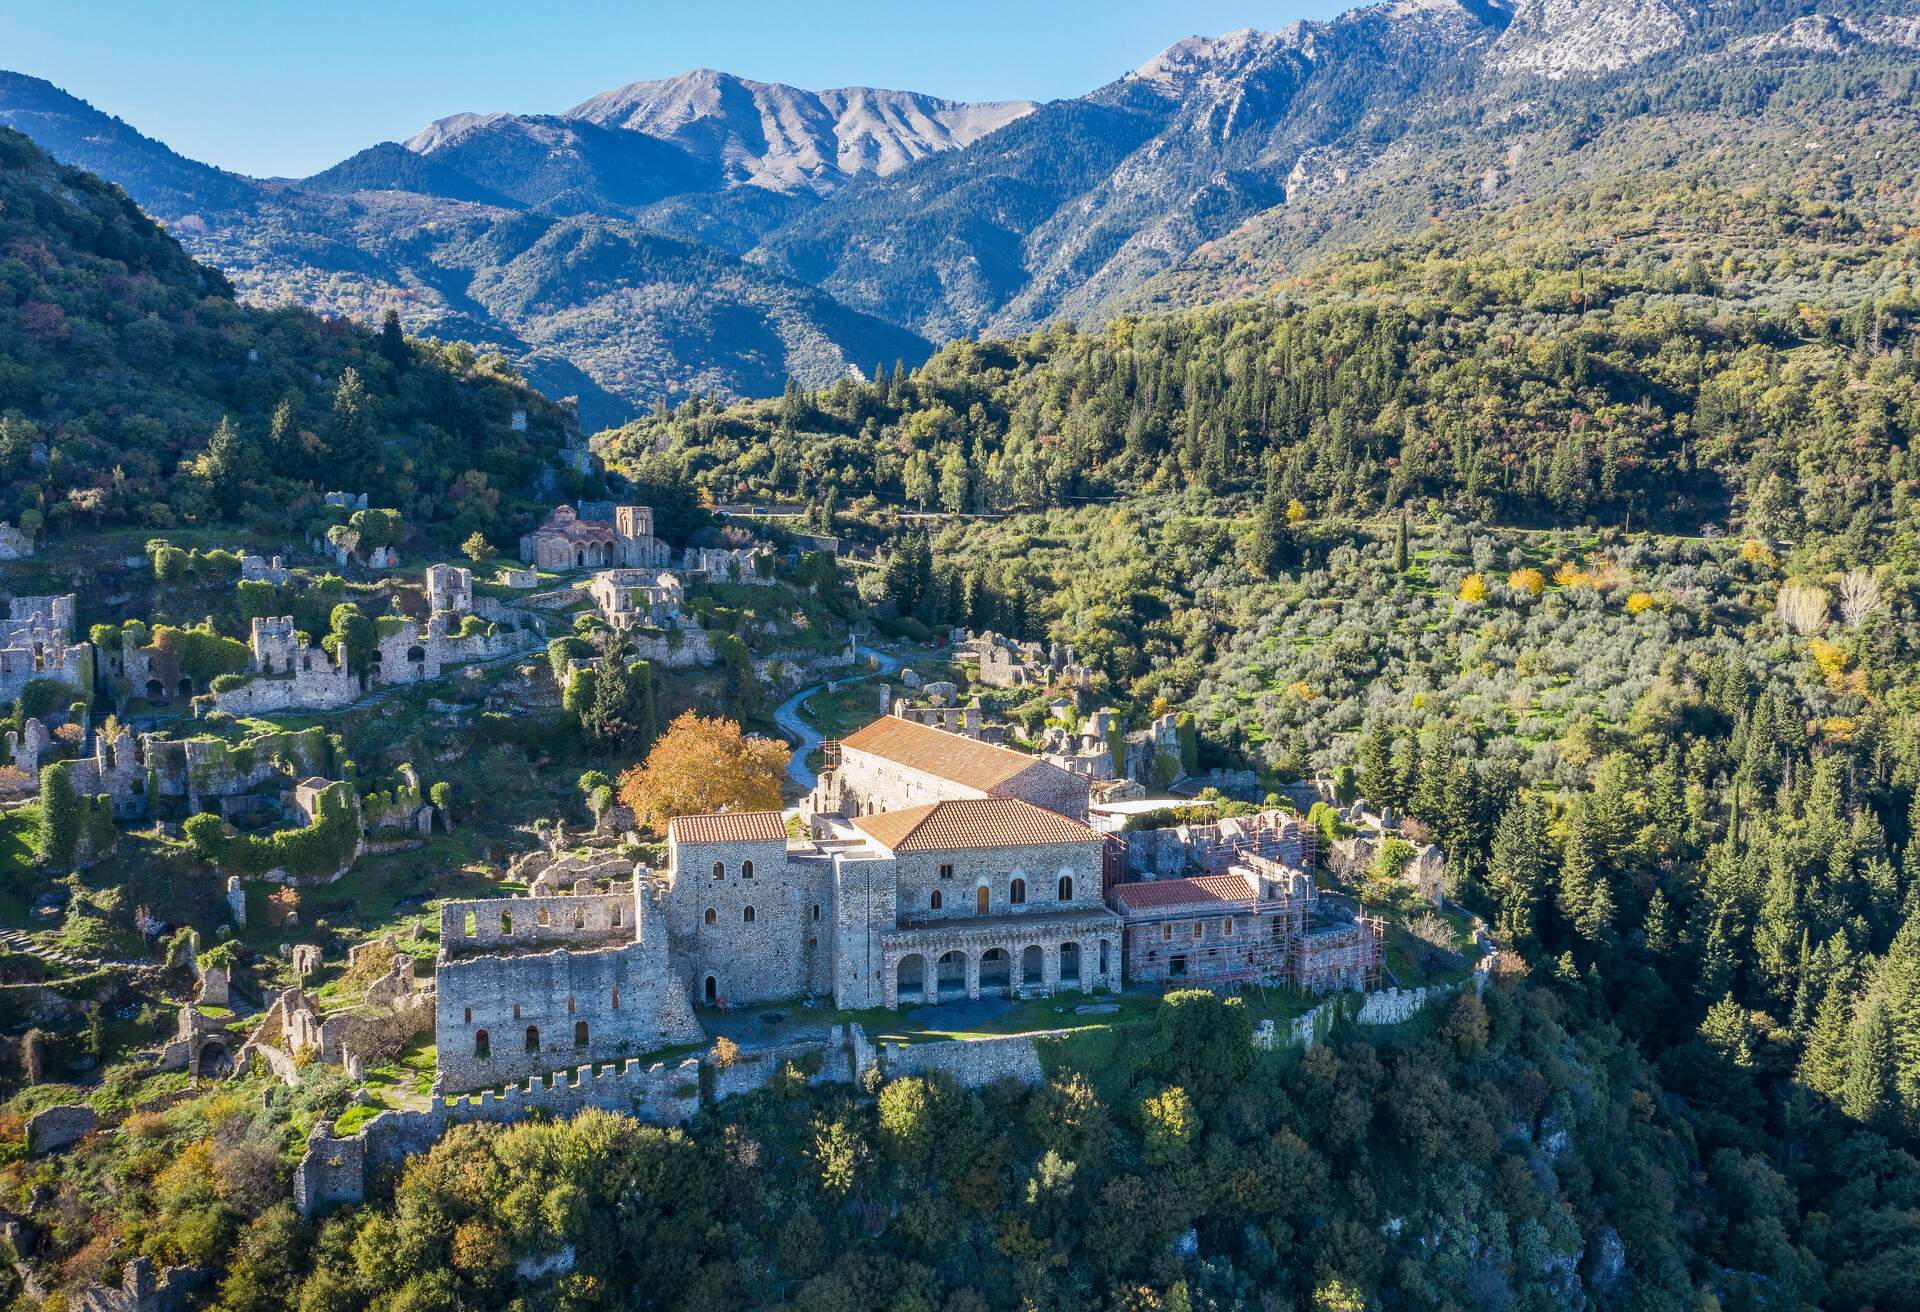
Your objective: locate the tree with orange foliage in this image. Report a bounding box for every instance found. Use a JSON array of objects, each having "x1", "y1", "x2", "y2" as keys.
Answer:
[{"x1": 616, "y1": 710, "x2": 789, "y2": 832}]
